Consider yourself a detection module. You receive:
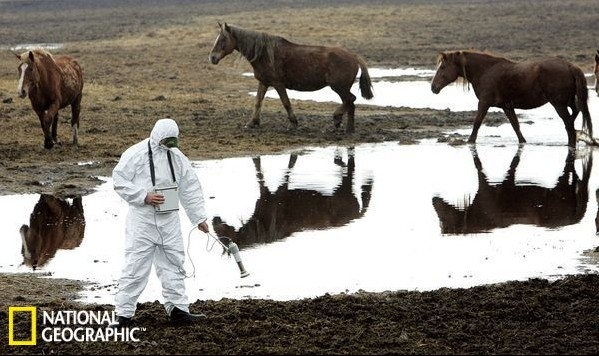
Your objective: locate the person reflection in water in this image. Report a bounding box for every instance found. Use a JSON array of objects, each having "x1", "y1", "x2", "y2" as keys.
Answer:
[
  {"x1": 19, "y1": 194, "x2": 85, "y2": 270},
  {"x1": 212, "y1": 148, "x2": 373, "y2": 248},
  {"x1": 433, "y1": 147, "x2": 592, "y2": 234}
]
